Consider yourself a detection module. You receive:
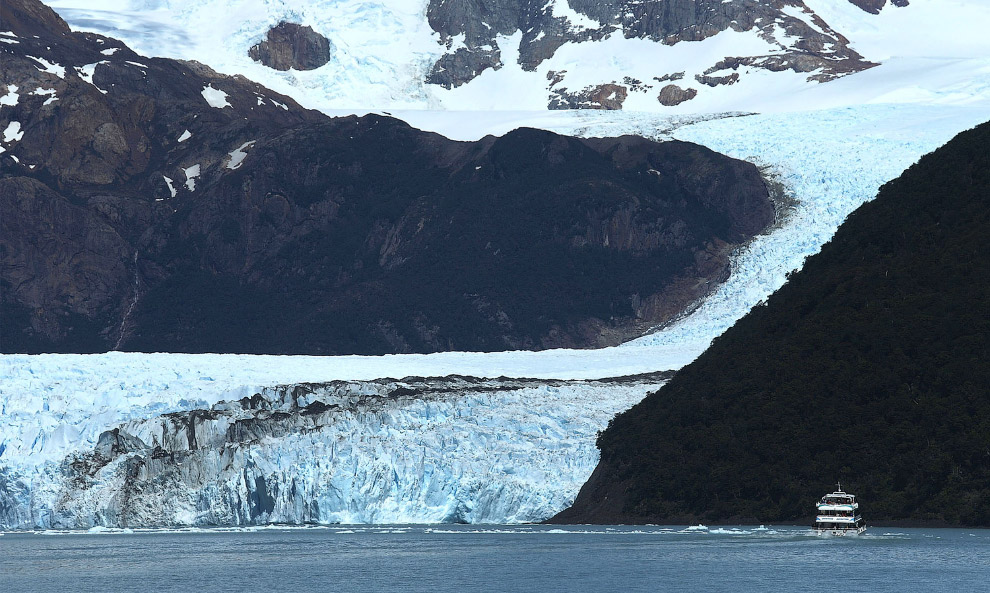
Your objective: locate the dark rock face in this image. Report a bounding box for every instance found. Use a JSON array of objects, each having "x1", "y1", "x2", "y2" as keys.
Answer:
[
  {"x1": 0, "y1": 0, "x2": 322, "y2": 352},
  {"x1": 1, "y1": 0, "x2": 774, "y2": 355},
  {"x1": 426, "y1": 47, "x2": 501, "y2": 90},
  {"x1": 548, "y1": 82, "x2": 628, "y2": 110},
  {"x1": 425, "y1": 0, "x2": 877, "y2": 101},
  {"x1": 248, "y1": 22, "x2": 332, "y2": 71},
  {"x1": 555, "y1": 120, "x2": 990, "y2": 526},
  {"x1": 848, "y1": 0, "x2": 909, "y2": 14},
  {"x1": 657, "y1": 84, "x2": 696, "y2": 106}
]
